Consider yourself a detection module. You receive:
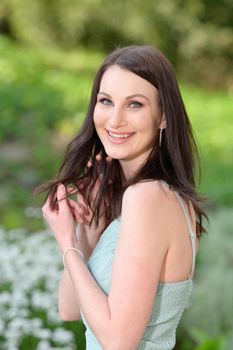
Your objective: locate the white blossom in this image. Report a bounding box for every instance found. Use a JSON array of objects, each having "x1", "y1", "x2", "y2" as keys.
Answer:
[
  {"x1": 52, "y1": 328, "x2": 74, "y2": 344},
  {"x1": 0, "y1": 227, "x2": 76, "y2": 350}
]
